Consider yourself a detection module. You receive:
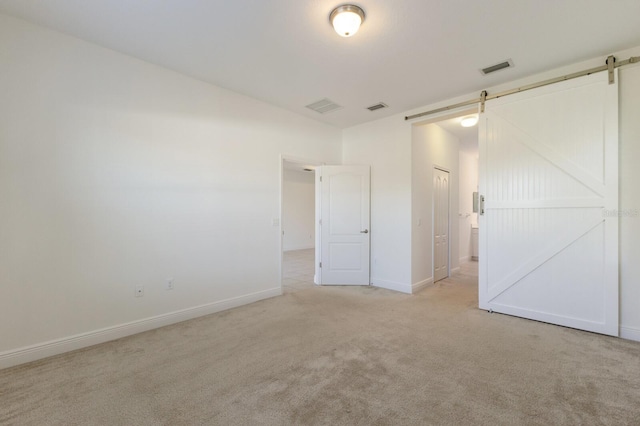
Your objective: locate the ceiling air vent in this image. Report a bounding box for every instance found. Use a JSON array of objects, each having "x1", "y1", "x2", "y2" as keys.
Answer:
[
  {"x1": 305, "y1": 98, "x2": 343, "y2": 114},
  {"x1": 367, "y1": 102, "x2": 388, "y2": 112},
  {"x1": 480, "y1": 59, "x2": 514, "y2": 75}
]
